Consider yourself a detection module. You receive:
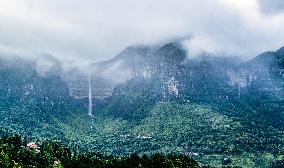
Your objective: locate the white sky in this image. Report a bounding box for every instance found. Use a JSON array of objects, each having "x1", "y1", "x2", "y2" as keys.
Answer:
[{"x1": 0, "y1": 0, "x2": 283, "y2": 64}]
